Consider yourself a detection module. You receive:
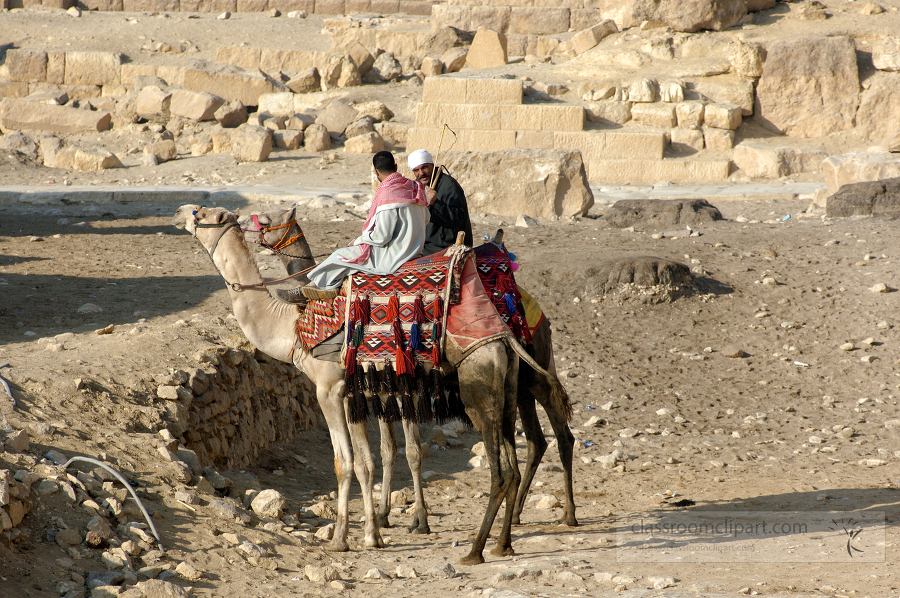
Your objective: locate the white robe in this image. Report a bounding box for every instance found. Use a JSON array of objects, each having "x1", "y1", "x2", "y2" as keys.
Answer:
[{"x1": 307, "y1": 202, "x2": 431, "y2": 290}]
